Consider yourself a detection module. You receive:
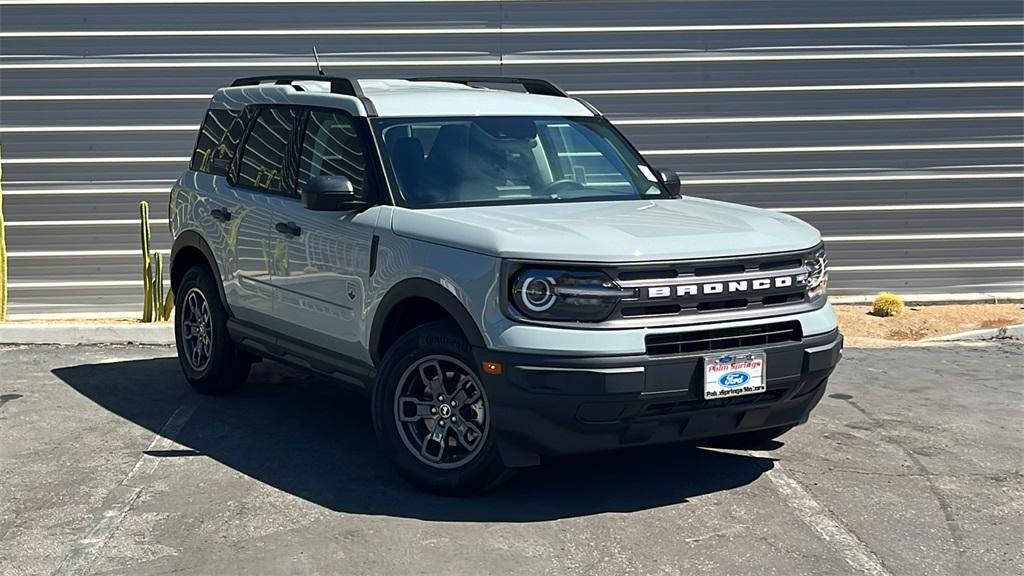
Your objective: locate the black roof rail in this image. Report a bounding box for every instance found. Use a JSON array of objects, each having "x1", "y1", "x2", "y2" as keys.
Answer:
[
  {"x1": 229, "y1": 75, "x2": 377, "y2": 115},
  {"x1": 408, "y1": 76, "x2": 569, "y2": 98},
  {"x1": 231, "y1": 75, "x2": 369, "y2": 97}
]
